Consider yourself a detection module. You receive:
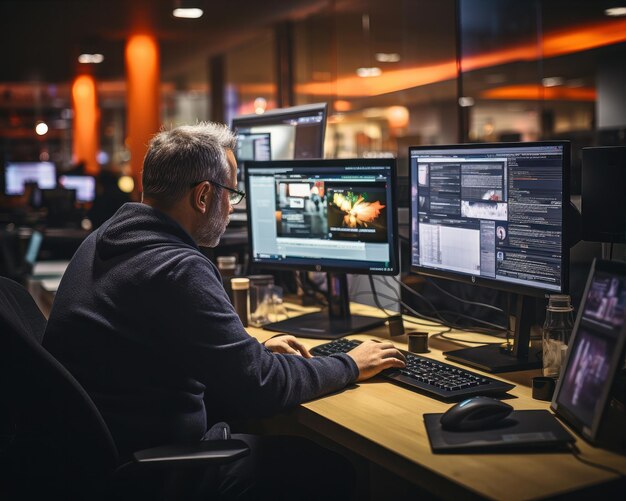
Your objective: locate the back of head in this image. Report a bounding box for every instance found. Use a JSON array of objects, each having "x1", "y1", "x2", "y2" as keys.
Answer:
[{"x1": 142, "y1": 122, "x2": 237, "y2": 208}]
